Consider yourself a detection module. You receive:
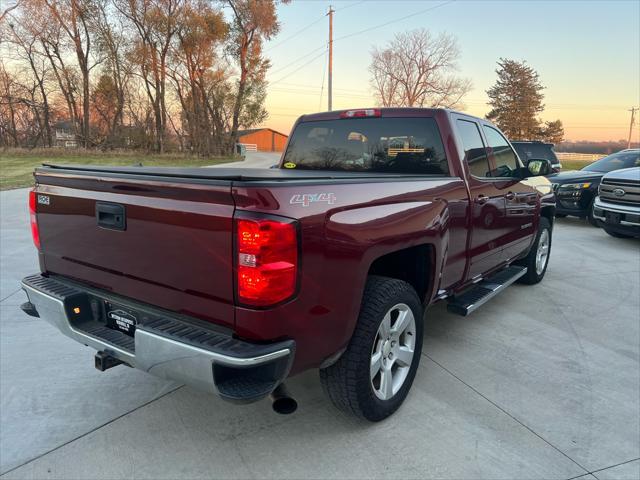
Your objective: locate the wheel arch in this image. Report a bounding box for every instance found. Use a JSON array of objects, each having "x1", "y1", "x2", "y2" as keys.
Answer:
[
  {"x1": 367, "y1": 243, "x2": 436, "y2": 304},
  {"x1": 540, "y1": 204, "x2": 556, "y2": 227}
]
